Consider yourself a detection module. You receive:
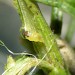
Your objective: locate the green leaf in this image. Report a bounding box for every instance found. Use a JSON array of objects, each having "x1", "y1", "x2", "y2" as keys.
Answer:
[
  {"x1": 33, "y1": 0, "x2": 75, "y2": 17},
  {"x1": 5, "y1": 56, "x2": 15, "y2": 70},
  {"x1": 3, "y1": 56, "x2": 53, "y2": 75}
]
